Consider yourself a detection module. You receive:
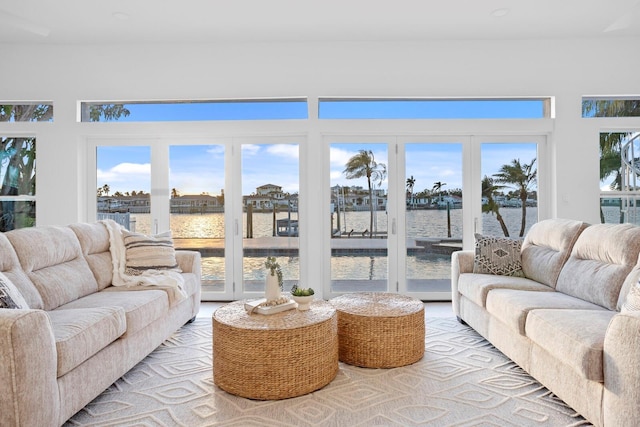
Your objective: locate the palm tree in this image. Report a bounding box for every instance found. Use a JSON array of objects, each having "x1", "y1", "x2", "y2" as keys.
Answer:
[
  {"x1": 101, "y1": 184, "x2": 110, "y2": 197},
  {"x1": 493, "y1": 158, "x2": 537, "y2": 237},
  {"x1": 482, "y1": 176, "x2": 510, "y2": 237},
  {"x1": 343, "y1": 150, "x2": 387, "y2": 238},
  {"x1": 171, "y1": 188, "x2": 180, "y2": 198},
  {"x1": 406, "y1": 175, "x2": 416, "y2": 209},
  {"x1": 432, "y1": 181, "x2": 446, "y2": 203}
]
